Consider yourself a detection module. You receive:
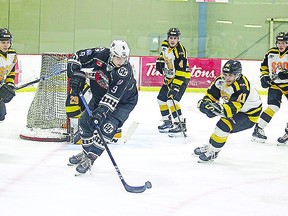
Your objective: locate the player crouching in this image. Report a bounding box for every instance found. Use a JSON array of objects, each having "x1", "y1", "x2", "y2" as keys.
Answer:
[
  {"x1": 194, "y1": 60, "x2": 262, "y2": 162},
  {"x1": 66, "y1": 40, "x2": 138, "y2": 175}
]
